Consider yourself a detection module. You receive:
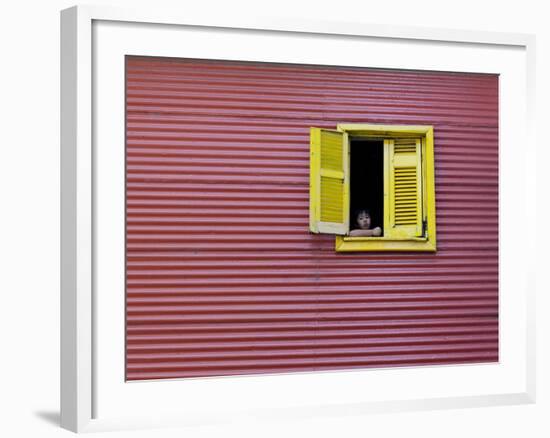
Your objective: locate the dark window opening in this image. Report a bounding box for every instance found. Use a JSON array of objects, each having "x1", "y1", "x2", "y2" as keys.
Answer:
[{"x1": 349, "y1": 139, "x2": 384, "y2": 236}]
